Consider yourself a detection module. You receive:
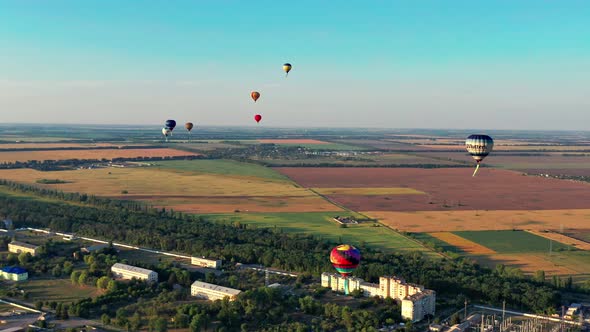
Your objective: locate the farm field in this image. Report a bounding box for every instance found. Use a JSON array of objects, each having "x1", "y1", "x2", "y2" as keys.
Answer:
[
  {"x1": 151, "y1": 159, "x2": 289, "y2": 180},
  {"x1": 428, "y1": 232, "x2": 495, "y2": 255},
  {"x1": 453, "y1": 230, "x2": 572, "y2": 253},
  {"x1": 258, "y1": 139, "x2": 330, "y2": 144},
  {"x1": 472, "y1": 252, "x2": 589, "y2": 277},
  {"x1": 527, "y1": 230, "x2": 590, "y2": 250},
  {"x1": 0, "y1": 161, "x2": 342, "y2": 213},
  {"x1": 203, "y1": 212, "x2": 437, "y2": 255},
  {"x1": 313, "y1": 187, "x2": 425, "y2": 195},
  {"x1": 18, "y1": 278, "x2": 103, "y2": 302},
  {"x1": 0, "y1": 142, "x2": 132, "y2": 150},
  {"x1": 367, "y1": 209, "x2": 590, "y2": 232},
  {"x1": 0, "y1": 148, "x2": 197, "y2": 163},
  {"x1": 277, "y1": 167, "x2": 590, "y2": 211},
  {"x1": 258, "y1": 152, "x2": 462, "y2": 167}
]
